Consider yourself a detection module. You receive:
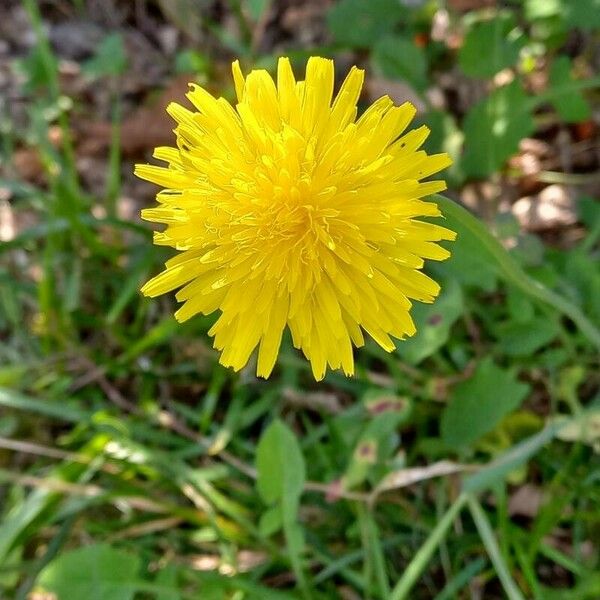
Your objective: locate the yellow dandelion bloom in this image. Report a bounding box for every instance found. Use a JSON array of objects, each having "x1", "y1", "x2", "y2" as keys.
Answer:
[{"x1": 136, "y1": 57, "x2": 455, "y2": 381}]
